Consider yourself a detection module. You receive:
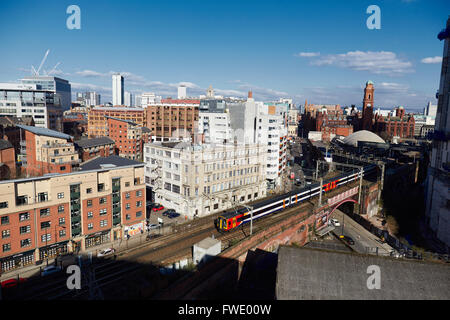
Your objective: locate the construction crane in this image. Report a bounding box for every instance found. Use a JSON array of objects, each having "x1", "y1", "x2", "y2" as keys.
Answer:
[{"x1": 30, "y1": 49, "x2": 61, "y2": 76}]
